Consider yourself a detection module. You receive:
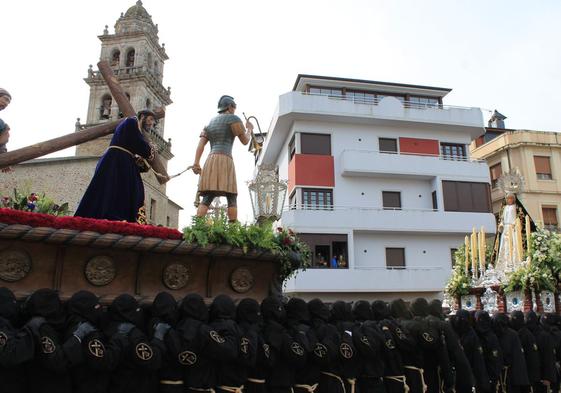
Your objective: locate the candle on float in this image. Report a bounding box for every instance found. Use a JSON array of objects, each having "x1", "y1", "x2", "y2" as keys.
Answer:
[
  {"x1": 508, "y1": 225, "x2": 514, "y2": 263},
  {"x1": 479, "y1": 227, "x2": 486, "y2": 271},
  {"x1": 465, "y1": 235, "x2": 470, "y2": 275},
  {"x1": 471, "y1": 228, "x2": 478, "y2": 278},
  {"x1": 525, "y1": 215, "x2": 532, "y2": 264},
  {"x1": 515, "y1": 217, "x2": 524, "y2": 263}
]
